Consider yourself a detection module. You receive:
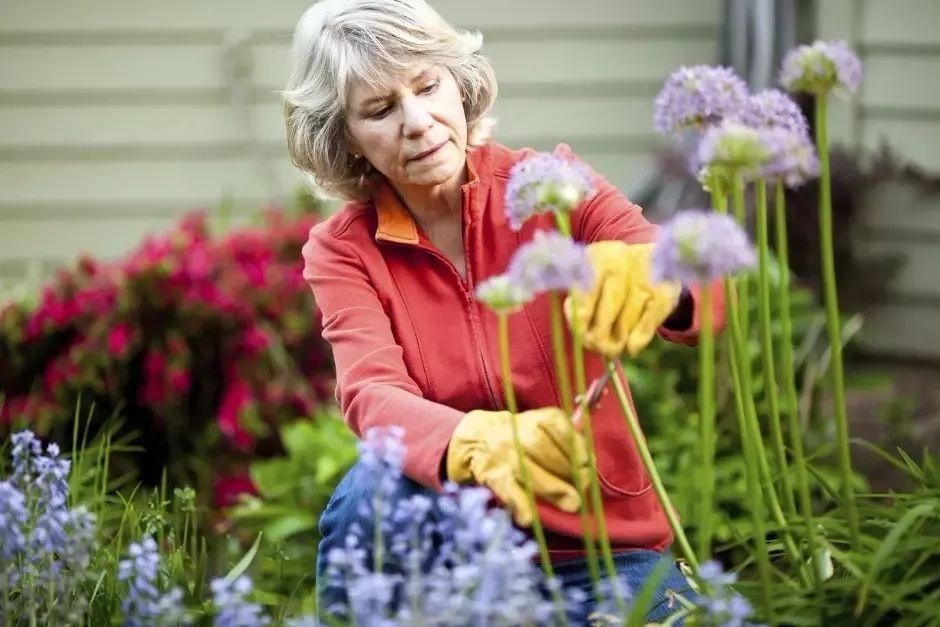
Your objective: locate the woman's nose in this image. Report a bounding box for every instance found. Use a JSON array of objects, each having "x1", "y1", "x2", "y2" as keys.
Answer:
[{"x1": 401, "y1": 97, "x2": 433, "y2": 138}]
